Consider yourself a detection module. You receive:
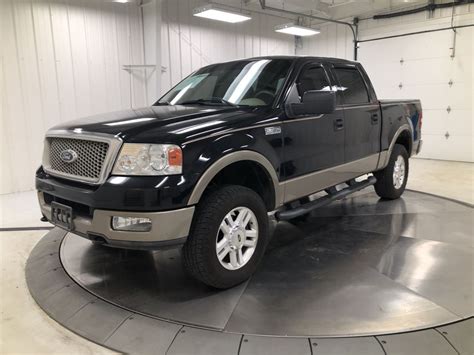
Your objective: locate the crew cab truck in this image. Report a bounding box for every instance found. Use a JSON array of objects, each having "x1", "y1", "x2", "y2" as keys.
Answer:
[{"x1": 37, "y1": 56, "x2": 422, "y2": 289}]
